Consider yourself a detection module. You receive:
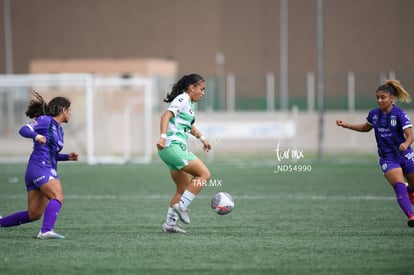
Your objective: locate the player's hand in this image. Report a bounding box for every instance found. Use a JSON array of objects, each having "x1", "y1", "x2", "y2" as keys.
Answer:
[
  {"x1": 35, "y1": 134, "x2": 46, "y2": 144},
  {"x1": 68, "y1": 152, "x2": 79, "y2": 161},
  {"x1": 202, "y1": 139, "x2": 212, "y2": 152},
  {"x1": 156, "y1": 138, "x2": 166, "y2": 150},
  {"x1": 399, "y1": 143, "x2": 409, "y2": 151},
  {"x1": 336, "y1": 120, "x2": 348, "y2": 128}
]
